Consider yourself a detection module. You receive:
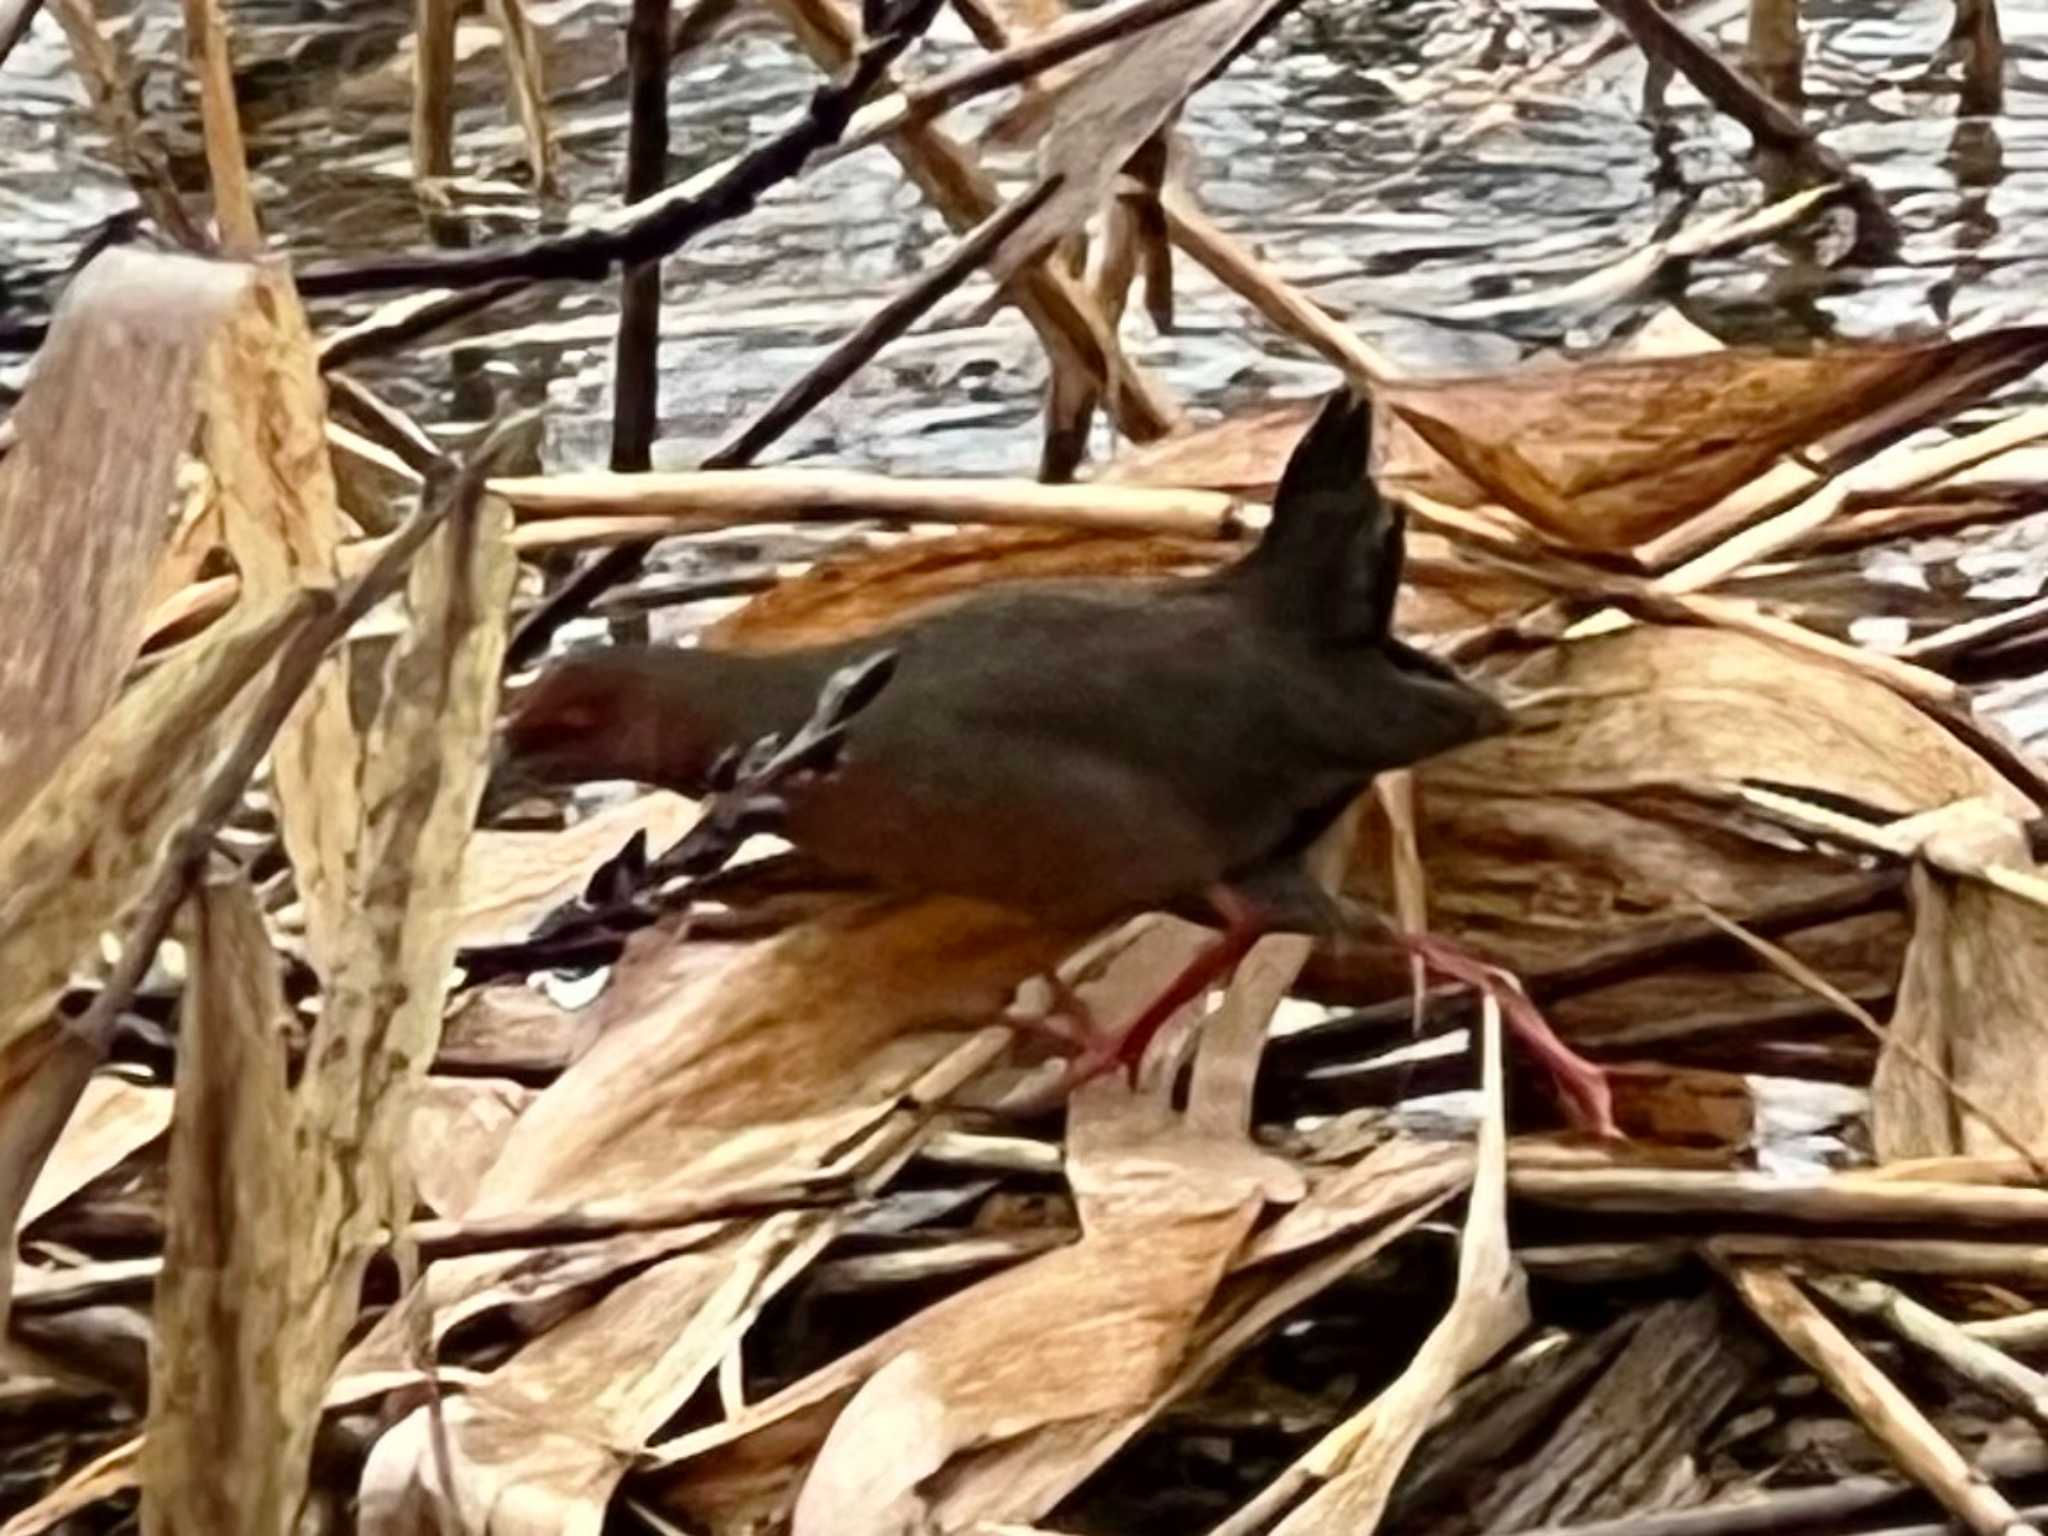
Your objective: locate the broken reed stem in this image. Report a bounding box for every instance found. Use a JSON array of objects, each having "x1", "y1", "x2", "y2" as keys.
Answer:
[
  {"x1": 613, "y1": 0, "x2": 674, "y2": 477},
  {"x1": 1590, "y1": 0, "x2": 1898, "y2": 258},
  {"x1": 1744, "y1": 0, "x2": 1803, "y2": 105},
  {"x1": 487, "y1": 466, "x2": 1237, "y2": 537},
  {"x1": 179, "y1": 0, "x2": 260, "y2": 251},
  {"x1": 1952, "y1": 0, "x2": 2004, "y2": 116},
  {"x1": 485, "y1": 0, "x2": 558, "y2": 192},
  {"x1": 47, "y1": 0, "x2": 210, "y2": 250},
  {"x1": 1808, "y1": 1273, "x2": 2048, "y2": 1431},
  {"x1": 411, "y1": 0, "x2": 459, "y2": 184},
  {"x1": 706, "y1": 173, "x2": 1064, "y2": 467},
  {"x1": 1967, "y1": 1310, "x2": 2048, "y2": 1353},
  {"x1": 831, "y1": 0, "x2": 1220, "y2": 157},
  {"x1": 1510, "y1": 1165, "x2": 2048, "y2": 1229},
  {"x1": 1691, "y1": 901, "x2": 2048, "y2": 1178},
  {"x1": 1720, "y1": 1261, "x2": 2046, "y2": 1536},
  {"x1": 1162, "y1": 184, "x2": 1395, "y2": 380},
  {"x1": 66, "y1": 420, "x2": 532, "y2": 1057}
]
